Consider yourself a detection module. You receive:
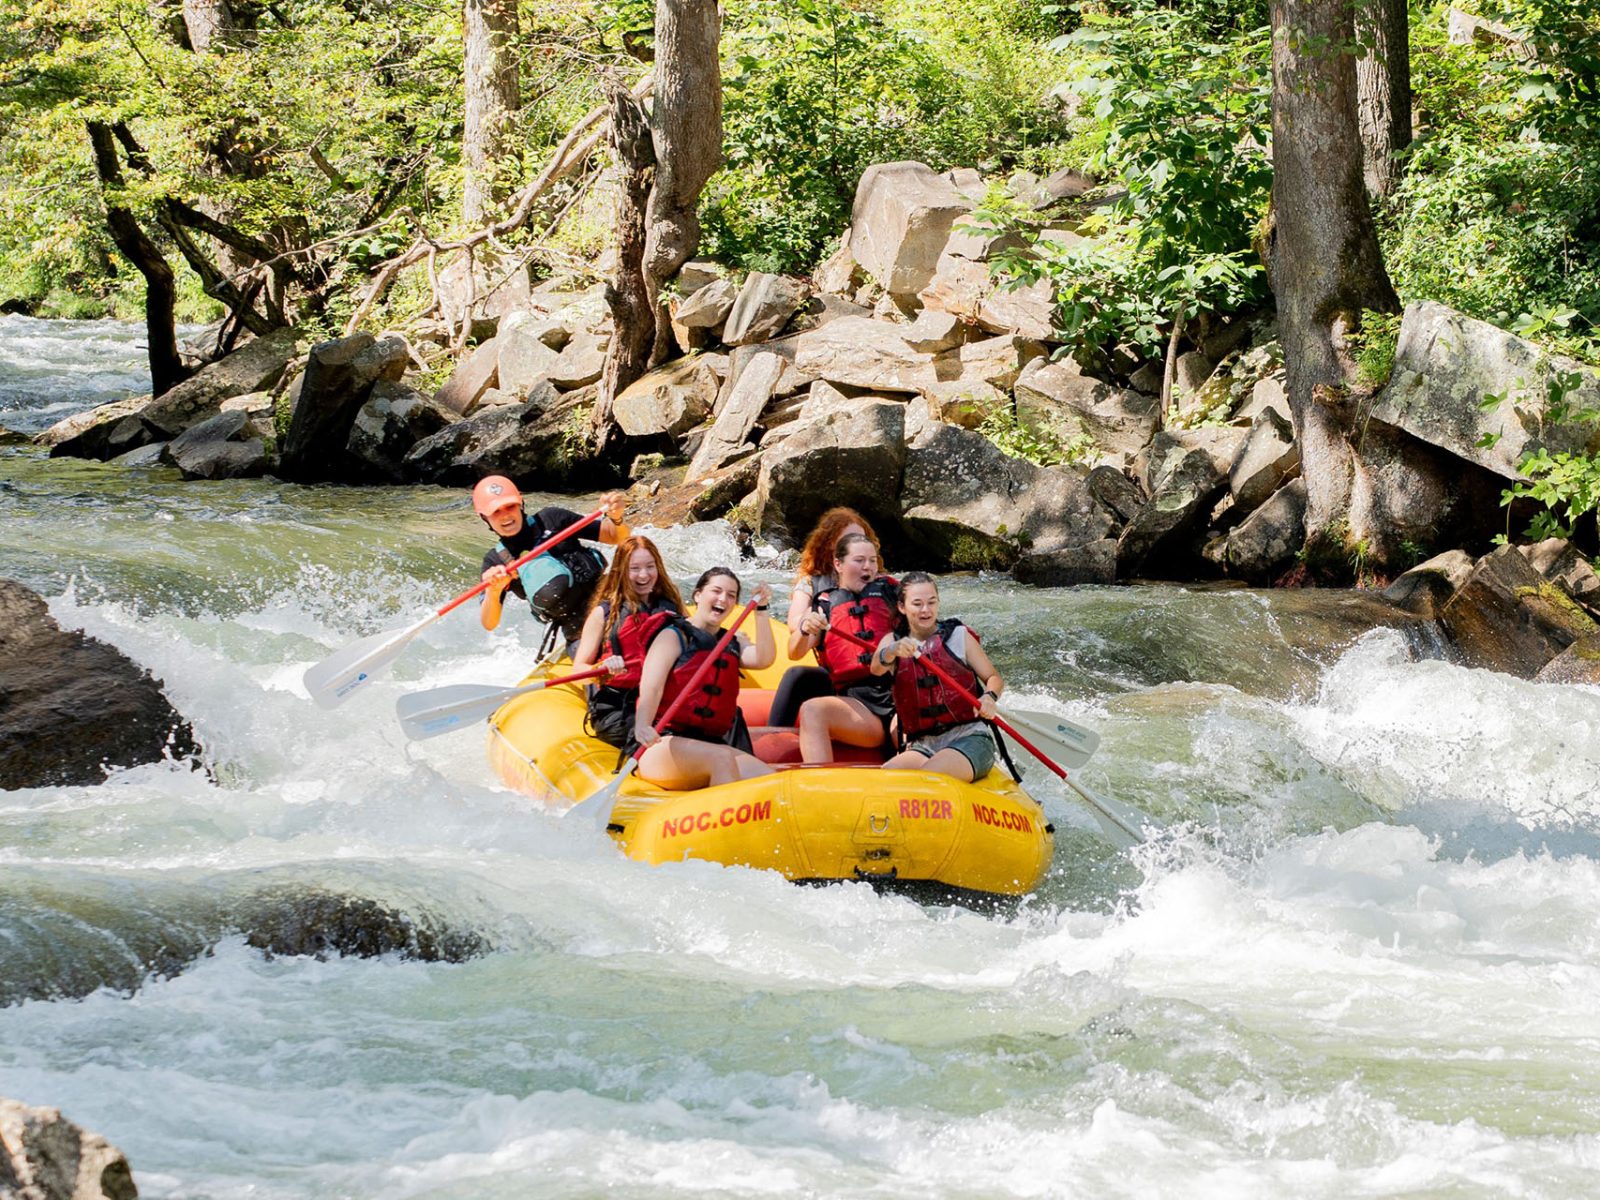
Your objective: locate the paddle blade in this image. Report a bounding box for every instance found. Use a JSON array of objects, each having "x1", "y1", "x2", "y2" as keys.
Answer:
[
  {"x1": 303, "y1": 616, "x2": 431, "y2": 709},
  {"x1": 1001, "y1": 707, "x2": 1101, "y2": 769},
  {"x1": 395, "y1": 682, "x2": 522, "y2": 741},
  {"x1": 1064, "y1": 775, "x2": 1158, "y2": 850},
  {"x1": 567, "y1": 757, "x2": 639, "y2": 829}
]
